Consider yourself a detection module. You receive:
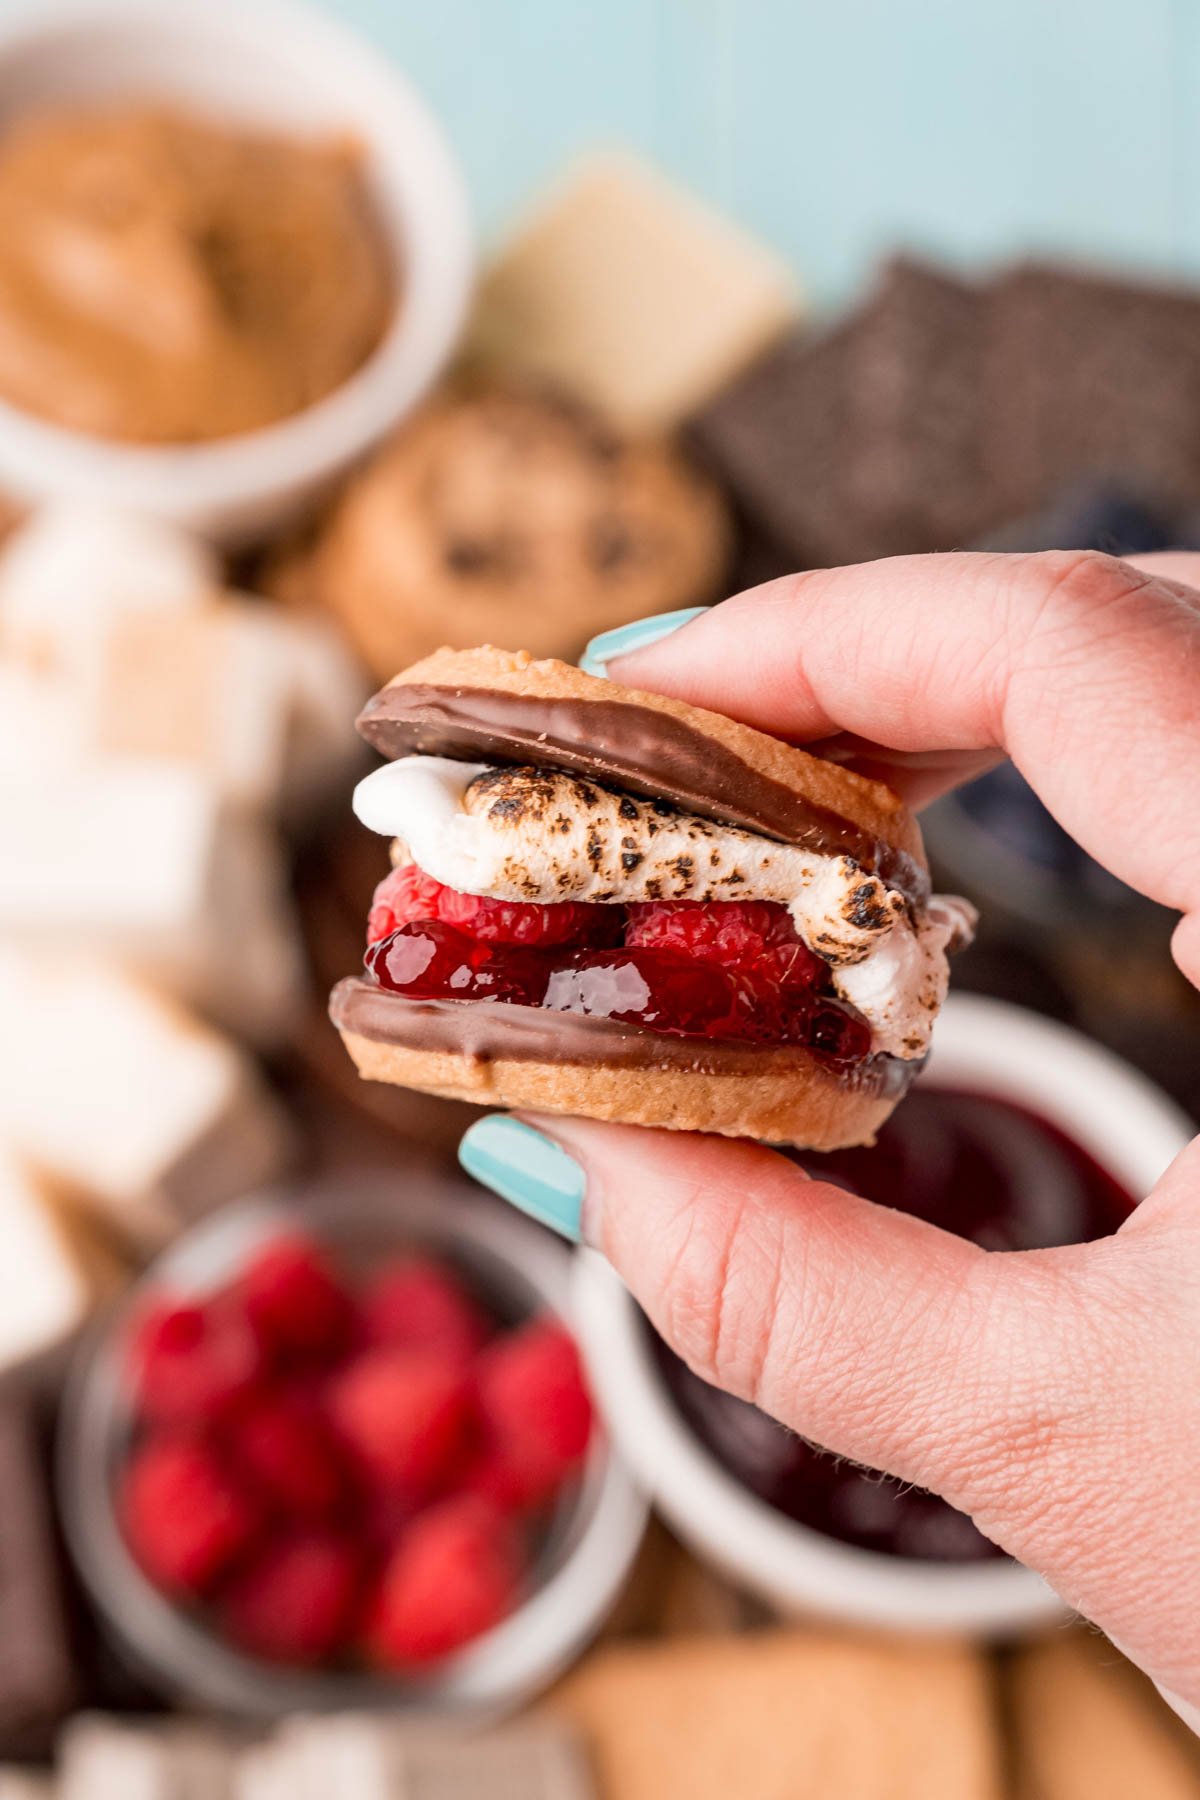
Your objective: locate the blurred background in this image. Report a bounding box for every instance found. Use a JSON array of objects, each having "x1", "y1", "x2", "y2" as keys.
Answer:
[
  {"x1": 0, "y1": 0, "x2": 1197, "y2": 1794},
  {"x1": 331, "y1": 0, "x2": 1200, "y2": 301}
]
